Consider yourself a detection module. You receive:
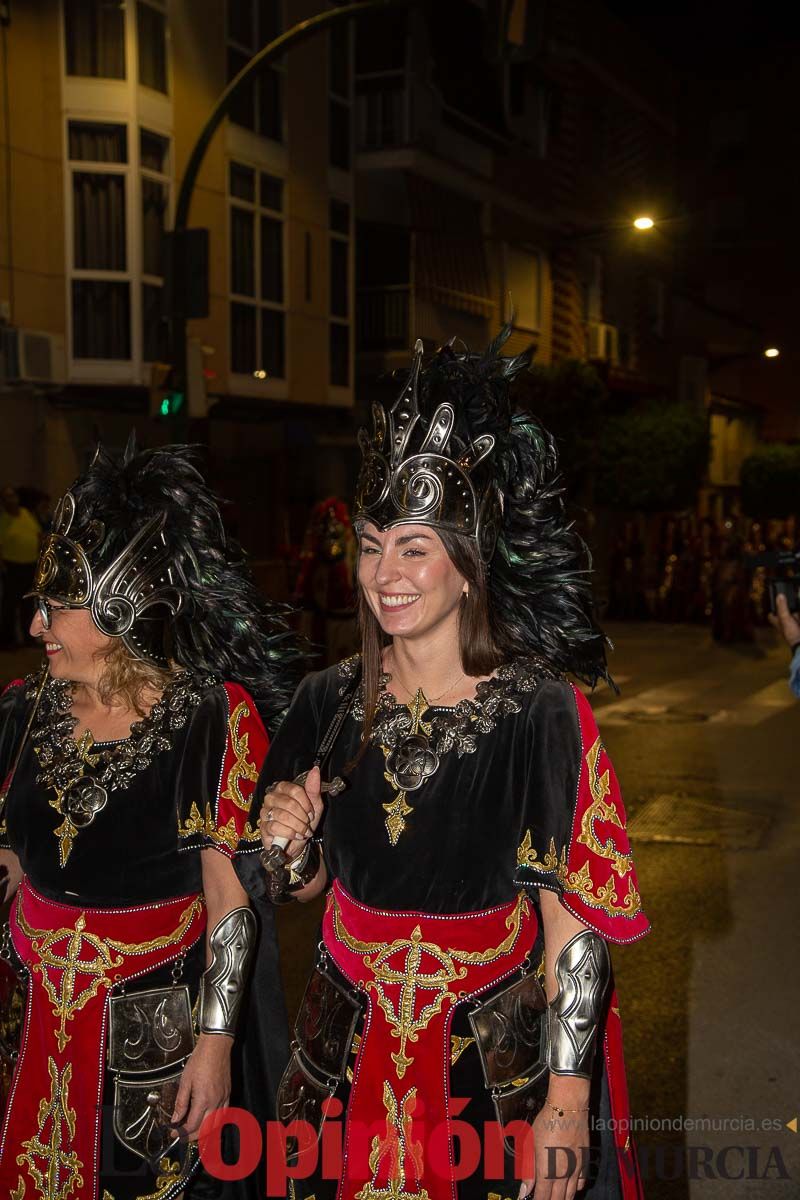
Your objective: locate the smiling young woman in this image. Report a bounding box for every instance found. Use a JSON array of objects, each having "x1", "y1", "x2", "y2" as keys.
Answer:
[
  {"x1": 0, "y1": 440, "x2": 302, "y2": 1200},
  {"x1": 236, "y1": 332, "x2": 650, "y2": 1200}
]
